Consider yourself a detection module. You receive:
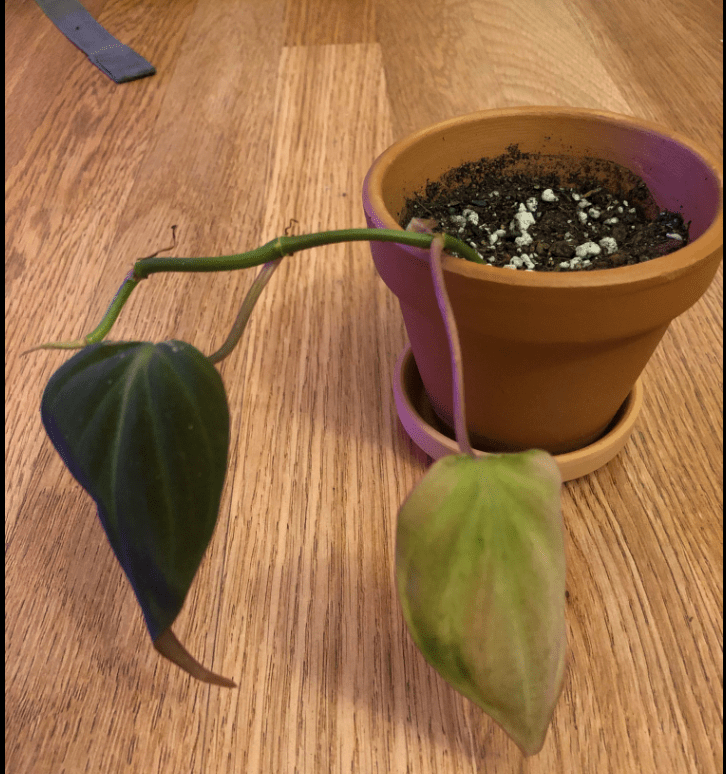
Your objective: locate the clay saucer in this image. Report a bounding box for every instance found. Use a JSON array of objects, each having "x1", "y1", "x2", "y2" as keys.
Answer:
[{"x1": 393, "y1": 345, "x2": 643, "y2": 482}]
